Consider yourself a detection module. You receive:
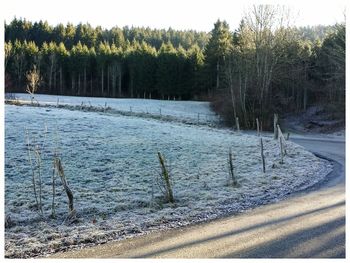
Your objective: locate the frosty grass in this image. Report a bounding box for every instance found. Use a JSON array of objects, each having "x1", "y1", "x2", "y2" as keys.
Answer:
[{"x1": 5, "y1": 98, "x2": 332, "y2": 258}]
